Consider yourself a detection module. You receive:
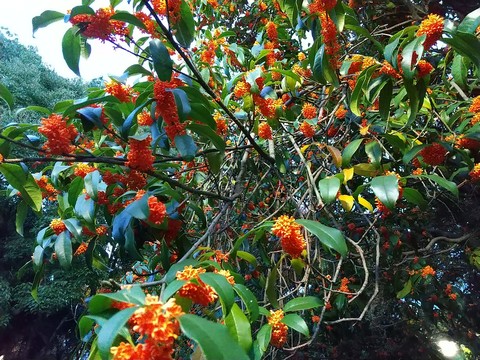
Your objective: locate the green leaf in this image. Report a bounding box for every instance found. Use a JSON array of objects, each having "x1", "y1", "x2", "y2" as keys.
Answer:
[
  {"x1": 342, "y1": 139, "x2": 363, "y2": 167},
  {"x1": 0, "y1": 83, "x2": 14, "y2": 110},
  {"x1": 97, "y1": 307, "x2": 138, "y2": 360},
  {"x1": 110, "y1": 11, "x2": 147, "y2": 29},
  {"x1": 396, "y1": 279, "x2": 412, "y2": 299},
  {"x1": 62, "y1": 27, "x2": 82, "y2": 76},
  {"x1": 189, "y1": 103, "x2": 216, "y2": 129},
  {"x1": 149, "y1": 39, "x2": 173, "y2": 81},
  {"x1": 233, "y1": 284, "x2": 259, "y2": 322},
  {"x1": 175, "y1": 134, "x2": 198, "y2": 161},
  {"x1": 174, "y1": 0, "x2": 195, "y2": 47},
  {"x1": 254, "y1": 324, "x2": 272, "y2": 359},
  {"x1": 161, "y1": 280, "x2": 186, "y2": 302},
  {"x1": 31, "y1": 264, "x2": 45, "y2": 302},
  {"x1": 401, "y1": 35, "x2": 425, "y2": 80},
  {"x1": 365, "y1": 140, "x2": 382, "y2": 166},
  {"x1": 199, "y1": 272, "x2": 235, "y2": 314},
  {"x1": 236, "y1": 251, "x2": 258, "y2": 267},
  {"x1": 312, "y1": 44, "x2": 338, "y2": 86},
  {"x1": 370, "y1": 175, "x2": 399, "y2": 210},
  {"x1": 350, "y1": 65, "x2": 379, "y2": 116},
  {"x1": 123, "y1": 64, "x2": 152, "y2": 77},
  {"x1": 443, "y1": 31, "x2": 480, "y2": 70},
  {"x1": 206, "y1": 151, "x2": 224, "y2": 175},
  {"x1": 225, "y1": 303, "x2": 253, "y2": 352},
  {"x1": 452, "y1": 54, "x2": 468, "y2": 89},
  {"x1": 379, "y1": 79, "x2": 393, "y2": 121},
  {"x1": 266, "y1": 266, "x2": 279, "y2": 309},
  {"x1": 94, "y1": 285, "x2": 146, "y2": 307},
  {"x1": 457, "y1": 8, "x2": 480, "y2": 33},
  {"x1": 296, "y1": 219, "x2": 348, "y2": 257},
  {"x1": 15, "y1": 200, "x2": 28, "y2": 236},
  {"x1": 0, "y1": 163, "x2": 42, "y2": 212},
  {"x1": 187, "y1": 123, "x2": 226, "y2": 151},
  {"x1": 418, "y1": 174, "x2": 459, "y2": 197},
  {"x1": 281, "y1": 313, "x2": 310, "y2": 337},
  {"x1": 318, "y1": 177, "x2": 341, "y2": 205},
  {"x1": 32, "y1": 10, "x2": 65, "y2": 35},
  {"x1": 179, "y1": 314, "x2": 250, "y2": 360},
  {"x1": 402, "y1": 187, "x2": 427, "y2": 209},
  {"x1": 402, "y1": 144, "x2": 427, "y2": 164},
  {"x1": 55, "y1": 231, "x2": 73, "y2": 269},
  {"x1": 284, "y1": 296, "x2": 324, "y2": 312}
]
